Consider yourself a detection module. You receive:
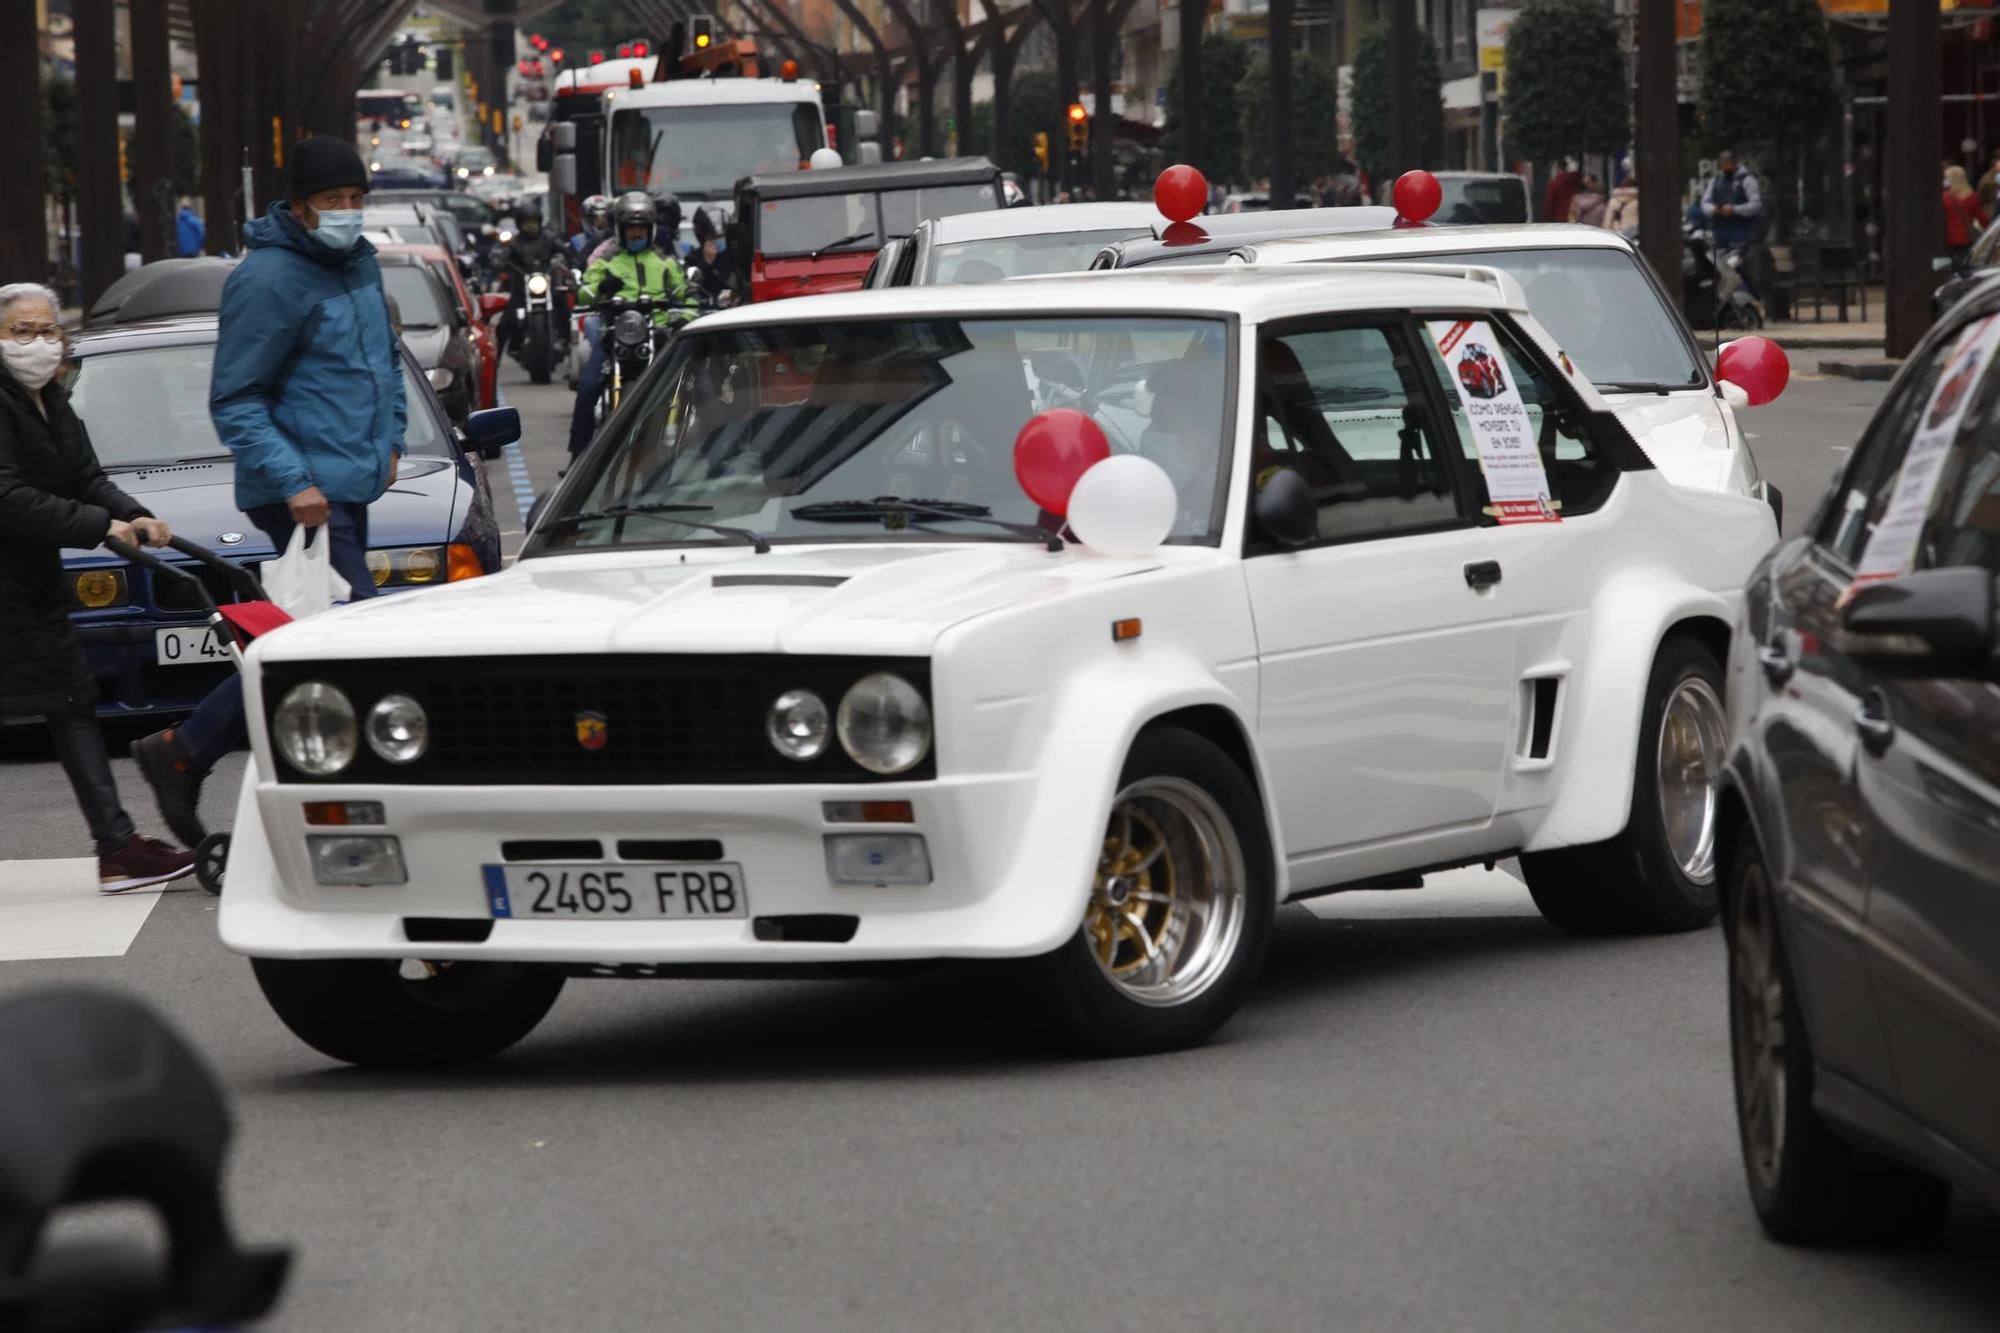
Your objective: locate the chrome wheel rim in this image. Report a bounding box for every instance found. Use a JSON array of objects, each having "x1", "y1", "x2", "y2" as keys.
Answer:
[
  {"x1": 1731, "y1": 859, "x2": 1786, "y2": 1194},
  {"x1": 1657, "y1": 677, "x2": 1728, "y2": 883},
  {"x1": 1085, "y1": 777, "x2": 1246, "y2": 1008}
]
